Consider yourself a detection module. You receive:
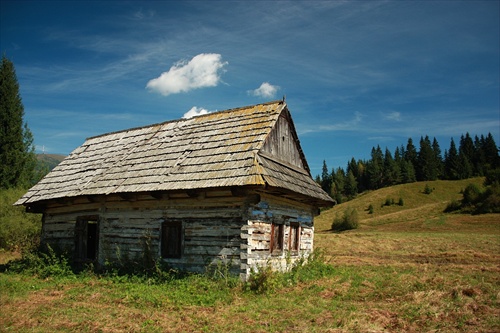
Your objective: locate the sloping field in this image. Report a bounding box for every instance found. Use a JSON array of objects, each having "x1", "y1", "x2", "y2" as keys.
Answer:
[{"x1": 315, "y1": 178, "x2": 487, "y2": 232}]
